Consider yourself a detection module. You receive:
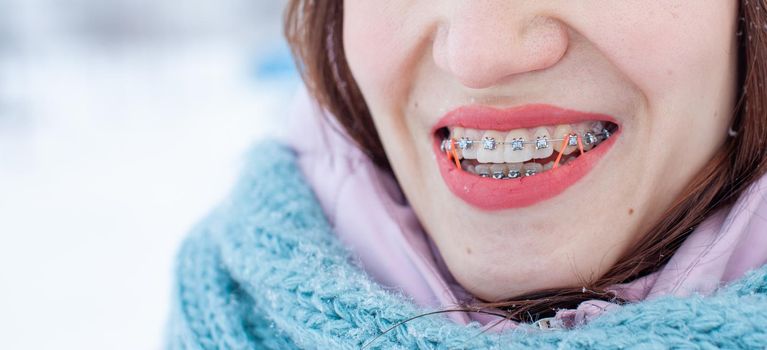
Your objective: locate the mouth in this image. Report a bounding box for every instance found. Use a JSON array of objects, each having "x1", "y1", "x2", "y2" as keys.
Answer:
[{"x1": 432, "y1": 104, "x2": 620, "y2": 210}]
